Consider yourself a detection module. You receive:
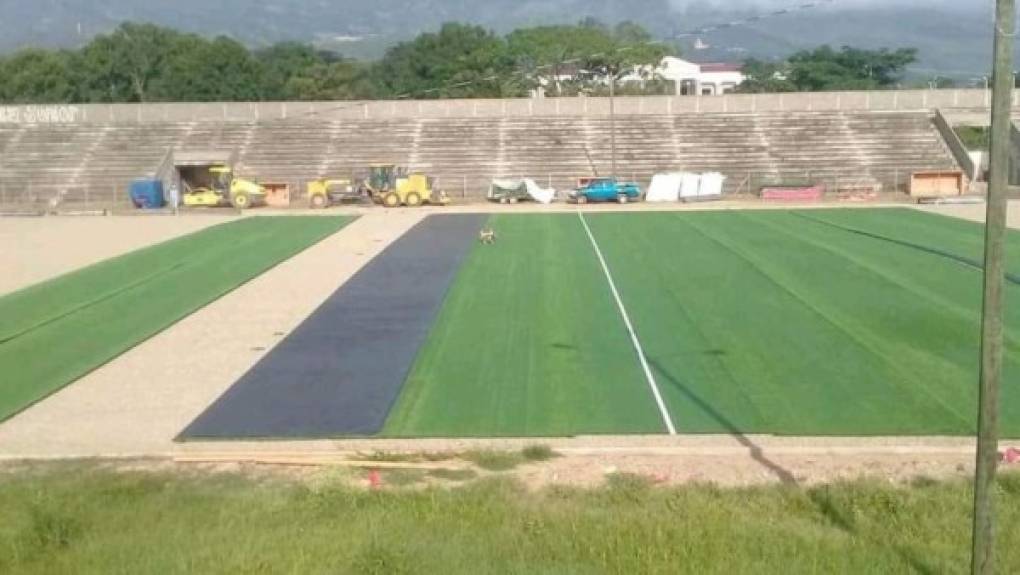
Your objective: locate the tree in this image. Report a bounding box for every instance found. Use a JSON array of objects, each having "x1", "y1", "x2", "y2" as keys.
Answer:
[
  {"x1": 283, "y1": 60, "x2": 375, "y2": 100},
  {"x1": 507, "y1": 21, "x2": 671, "y2": 97},
  {"x1": 79, "y1": 23, "x2": 183, "y2": 102},
  {"x1": 739, "y1": 58, "x2": 796, "y2": 93},
  {"x1": 506, "y1": 25, "x2": 614, "y2": 95},
  {"x1": 373, "y1": 23, "x2": 519, "y2": 98},
  {"x1": 256, "y1": 42, "x2": 327, "y2": 100},
  {"x1": 740, "y1": 45, "x2": 917, "y2": 93},
  {"x1": 154, "y1": 36, "x2": 264, "y2": 102},
  {"x1": 253, "y1": 42, "x2": 377, "y2": 101},
  {"x1": 0, "y1": 49, "x2": 77, "y2": 103}
]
